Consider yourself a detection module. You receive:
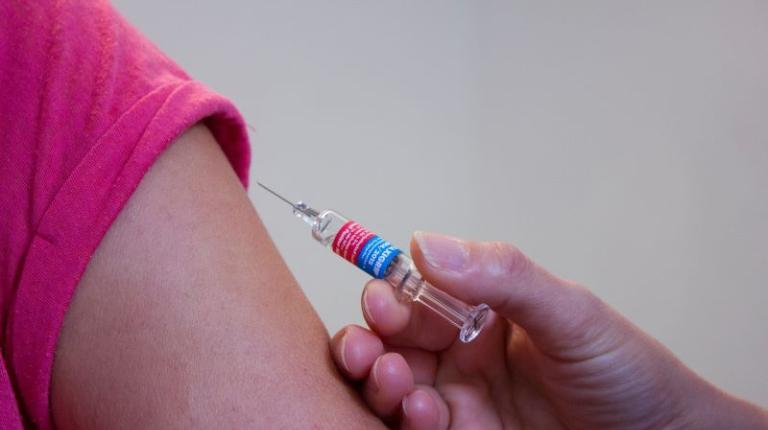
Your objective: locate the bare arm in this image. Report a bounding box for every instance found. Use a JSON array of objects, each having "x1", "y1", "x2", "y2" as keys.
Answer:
[{"x1": 51, "y1": 124, "x2": 384, "y2": 429}]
